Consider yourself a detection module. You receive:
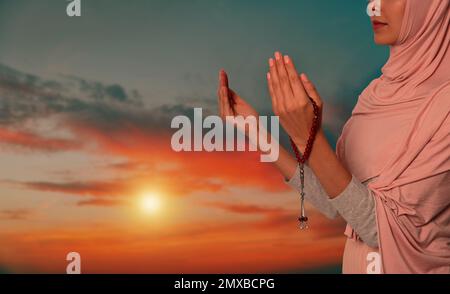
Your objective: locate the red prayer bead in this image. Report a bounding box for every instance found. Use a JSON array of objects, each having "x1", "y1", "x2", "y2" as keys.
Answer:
[{"x1": 289, "y1": 97, "x2": 320, "y2": 164}]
